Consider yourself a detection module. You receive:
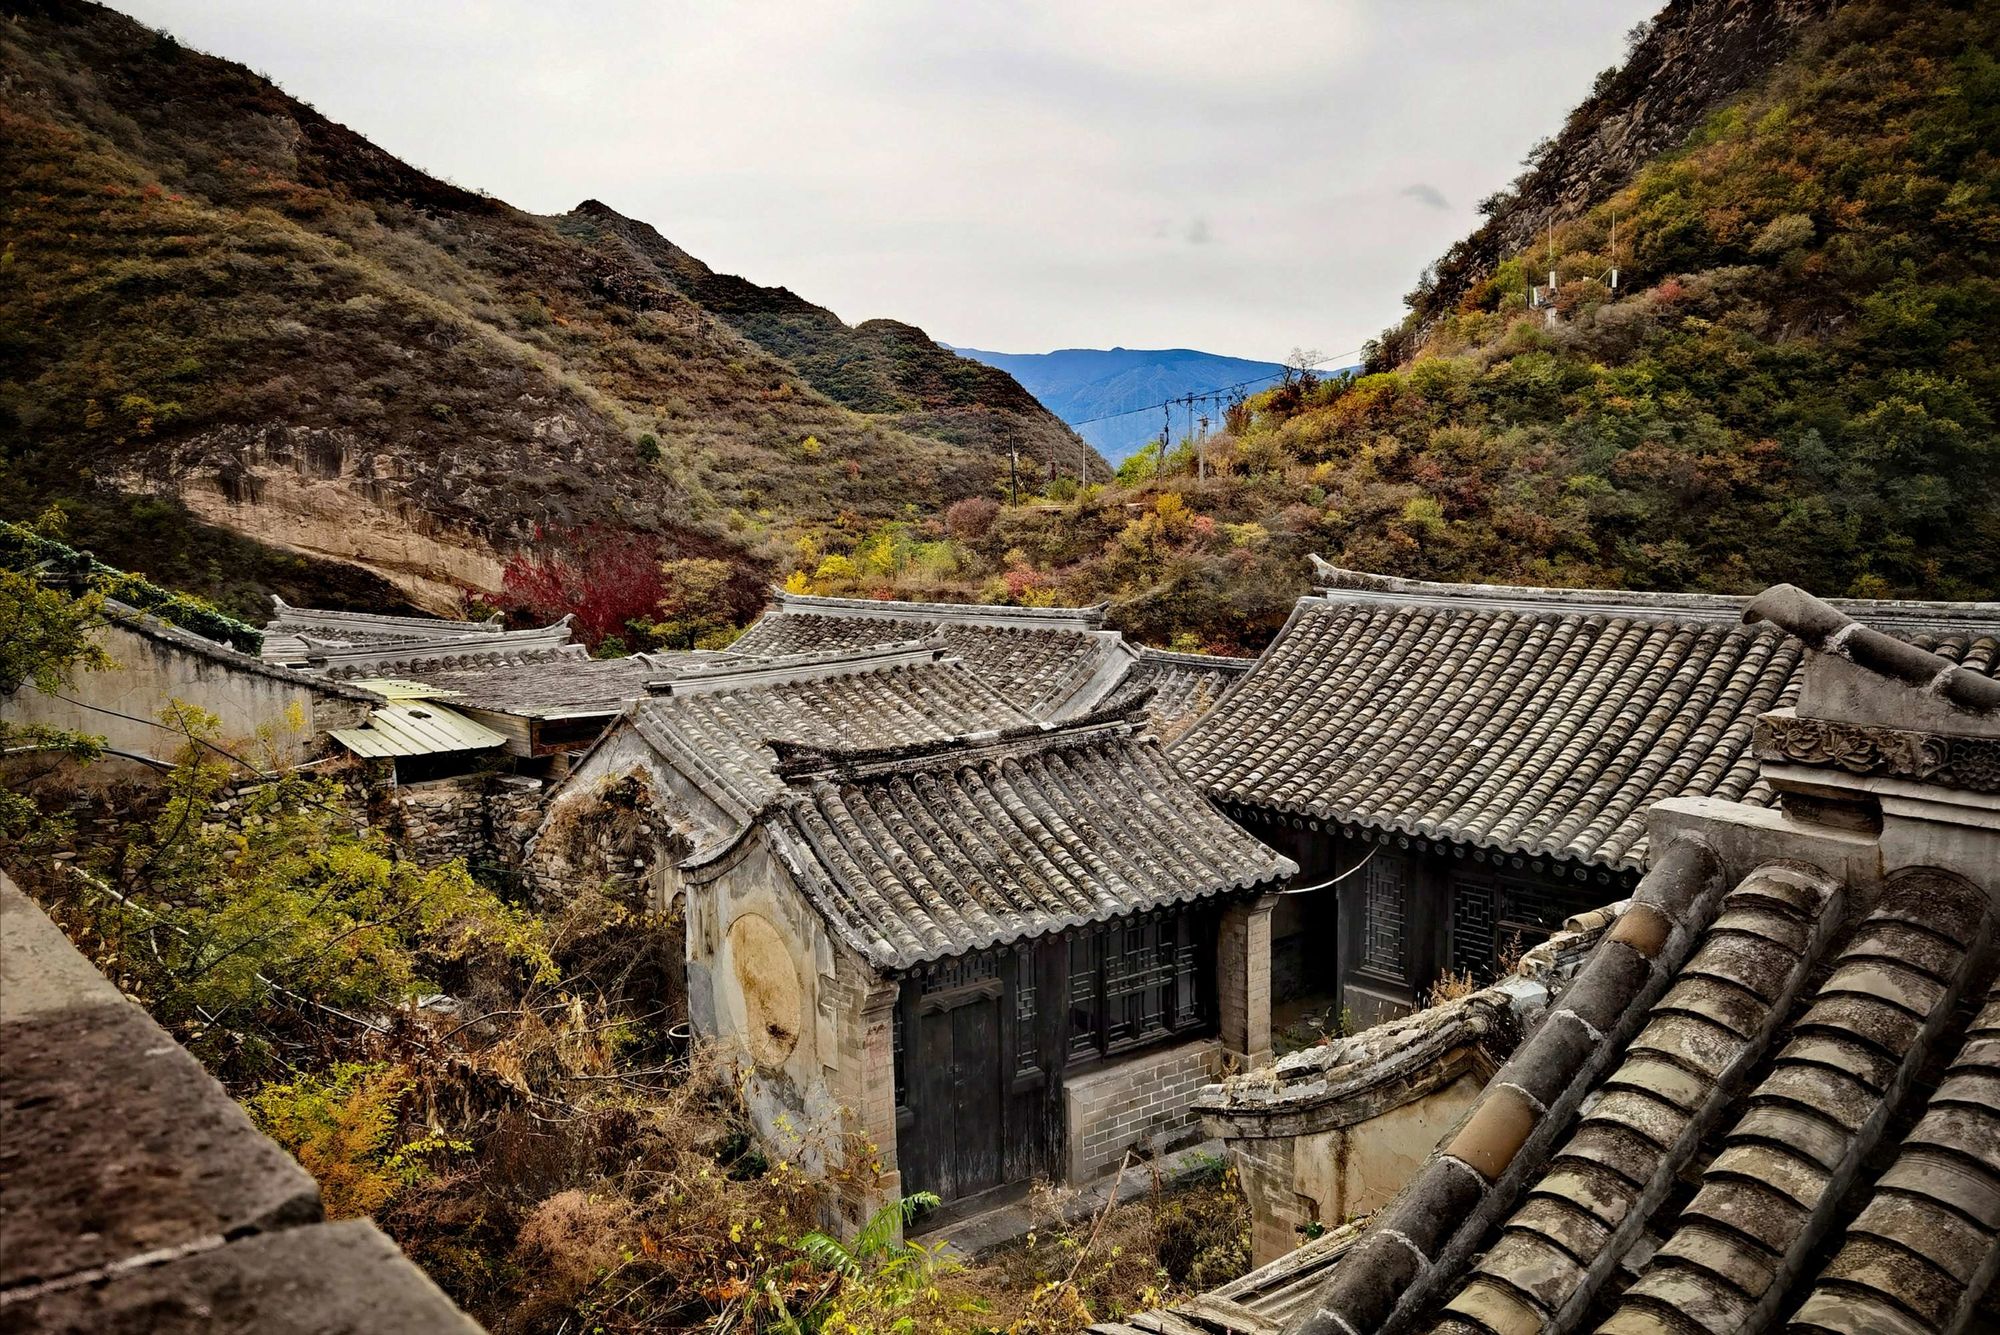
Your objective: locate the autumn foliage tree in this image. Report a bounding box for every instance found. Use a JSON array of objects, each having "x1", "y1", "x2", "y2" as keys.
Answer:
[{"x1": 497, "y1": 526, "x2": 670, "y2": 649}]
